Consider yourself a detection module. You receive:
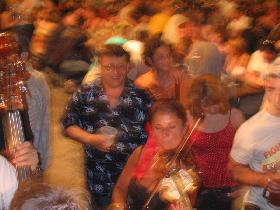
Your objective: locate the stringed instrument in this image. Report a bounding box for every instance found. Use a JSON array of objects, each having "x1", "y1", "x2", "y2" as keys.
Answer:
[
  {"x1": 0, "y1": 32, "x2": 33, "y2": 182},
  {"x1": 141, "y1": 117, "x2": 202, "y2": 210}
]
